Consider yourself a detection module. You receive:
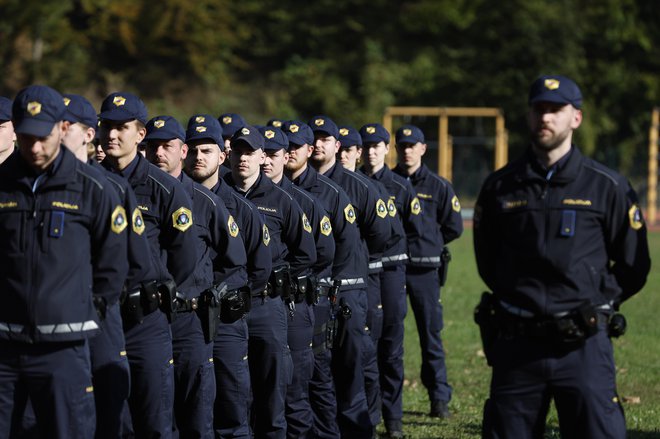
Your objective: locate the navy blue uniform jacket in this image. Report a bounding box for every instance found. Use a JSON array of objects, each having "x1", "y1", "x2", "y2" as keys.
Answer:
[{"x1": 0, "y1": 148, "x2": 128, "y2": 343}]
